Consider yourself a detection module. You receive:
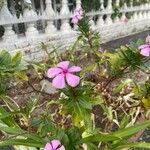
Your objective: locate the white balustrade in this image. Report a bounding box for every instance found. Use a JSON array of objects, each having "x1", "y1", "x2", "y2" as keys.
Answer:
[
  {"x1": 105, "y1": 0, "x2": 113, "y2": 25},
  {"x1": 76, "y1": 0, "x2": 81, "y2": 9},
  {"x1": 0, "y1": 0, "x2": 150, "y2": 60},
  {"x1": 23, "y1": 0, "x2": 38, "y2": 40},
  {"x1": 60, "y1": 0, "x2": 71, "y2": 32},
  {"x1": 44, "y1": 0, "x2": 57, "y2": 35},
  {"x1": 0, "y1": 1, "x2": 17, "y2": 42},
  {"x1": 97, "y1": 15, "x2": 104, "y2": 27},
  {"x1": 114, "y1": 0, "x2": 120, "y2": 23},
  {"x1": 89, "y1": 17, "x2": 96, "y2": 30},
  {"x1": 100, "y1": 0, "x2": 104, "y2": 10}
]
